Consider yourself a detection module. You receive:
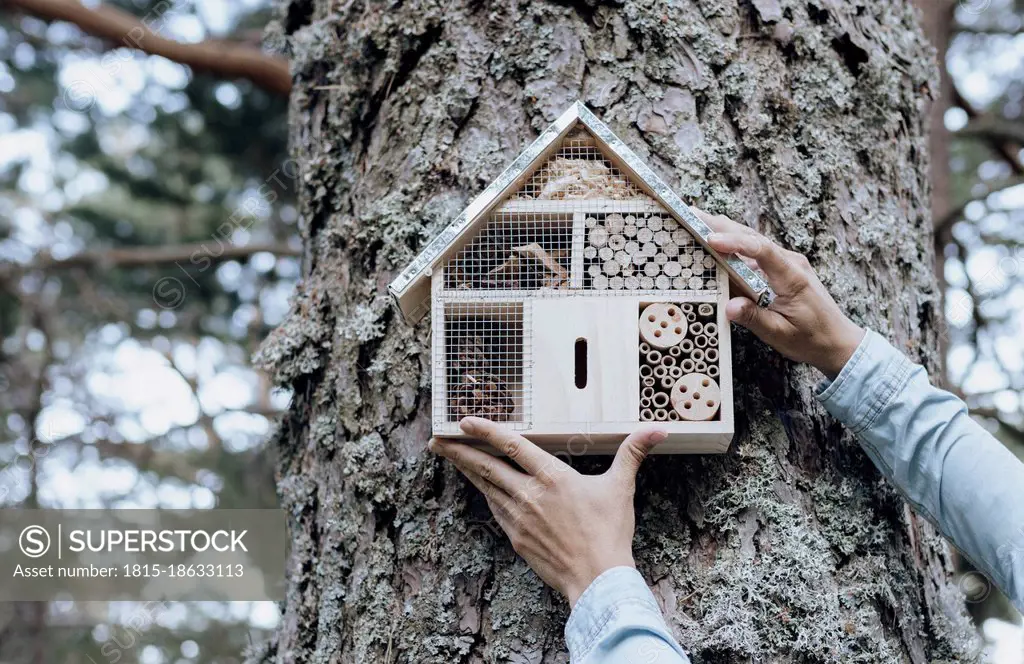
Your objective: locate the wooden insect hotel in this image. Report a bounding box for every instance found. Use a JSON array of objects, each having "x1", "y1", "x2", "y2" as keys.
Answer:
[{"x1": 390, "y1": 102, "x2": 773, "y2": 454}]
